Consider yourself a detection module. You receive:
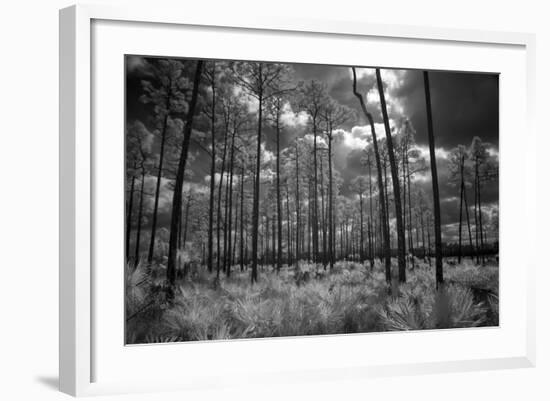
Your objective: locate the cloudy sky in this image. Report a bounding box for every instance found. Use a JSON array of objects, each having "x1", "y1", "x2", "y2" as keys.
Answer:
[
  {"x1": 126, "y1": 57, "x2": 499, "y2": 243},
  {"x1": 293, "y1": 63, "x2": 499, "y2": 242}
]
